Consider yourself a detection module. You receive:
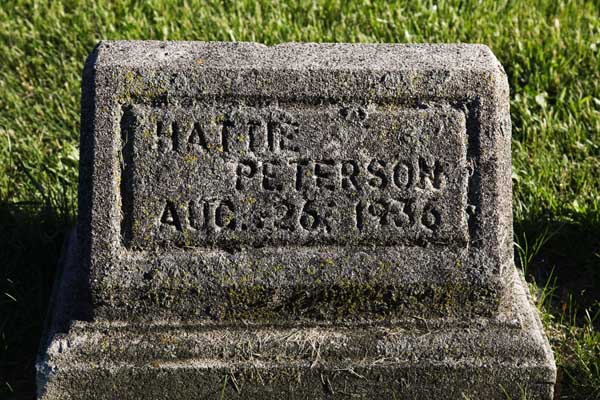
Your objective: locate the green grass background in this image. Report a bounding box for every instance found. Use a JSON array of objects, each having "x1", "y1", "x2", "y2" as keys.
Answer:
[{"x1": 0, "y1": 0, "x2": 598, "y2": 398}]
